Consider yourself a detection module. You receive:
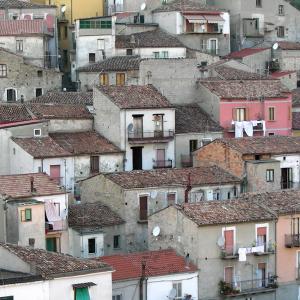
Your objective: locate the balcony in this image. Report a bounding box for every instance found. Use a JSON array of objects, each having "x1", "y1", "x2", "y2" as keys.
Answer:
[
  {"x1": 45, "y1": 220, "x2": 66, "y2": 232},
  {"x1": 285, "y1": 234, "x2": 300, "y2": 247},
  {"x1": 128, "y1": 130, "x2": 174, "y2": 144},
  {"x1": 181, "y1": 155, "x2": 193, "y2": 168},
  {"x1": 153, "y1": 159, "x2": 172, "y2": 169},
  {"x1": 221, "y1": 246, "x2": 238, "y2": 260},
  {"x1": 220, "y1": 277, "x2": 278, "y2": 297}
]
